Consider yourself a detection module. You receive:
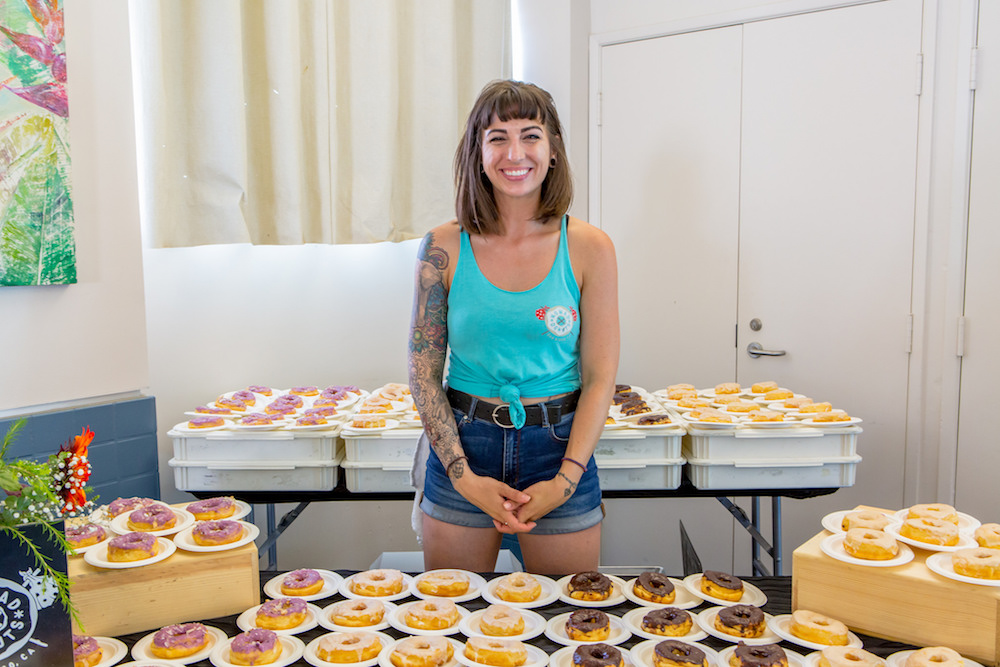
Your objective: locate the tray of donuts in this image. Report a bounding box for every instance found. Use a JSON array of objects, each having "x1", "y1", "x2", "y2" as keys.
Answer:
[{"x1": 606, "y1": 384, "x2": 679, "y2": 430}]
